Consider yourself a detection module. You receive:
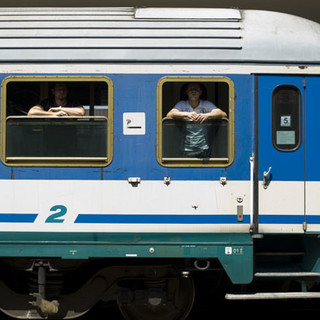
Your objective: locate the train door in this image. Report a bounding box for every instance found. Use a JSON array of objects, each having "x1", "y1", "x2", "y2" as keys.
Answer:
[
  {"x1": 305, "y1": 76, "x2": 320, "y2": 232},
  {"x1": 257, "y1": 75, "x2": 305, "y2": 233}
]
